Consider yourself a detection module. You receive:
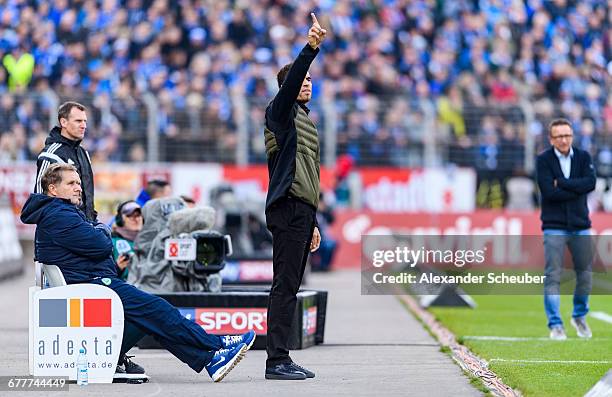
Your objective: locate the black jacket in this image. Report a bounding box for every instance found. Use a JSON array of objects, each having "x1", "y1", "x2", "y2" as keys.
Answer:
[
  {"x1": 20, "y1": 193, "x2": 116, "y2": 284},
  {"x1": 34, "y1": 127, "x2": 97, "y2": 221},
  {"x1": 536, "y1": 147, "x2": 596, "y2": 231},
  {"x1": 264, "y1": 44, "x2": 320, "y2": 211}
]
